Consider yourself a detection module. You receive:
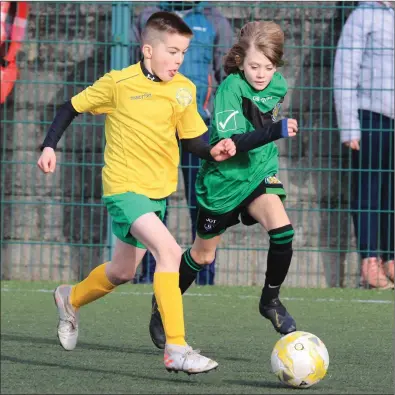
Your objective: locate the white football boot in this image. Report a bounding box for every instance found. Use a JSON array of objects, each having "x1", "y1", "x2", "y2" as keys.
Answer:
[
  {"x1": 53, "y1": 285, "x2": 79, "y2": 351},
  {"x1": 164, "y1": 344, "x2": 218, "y2": 375}
]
